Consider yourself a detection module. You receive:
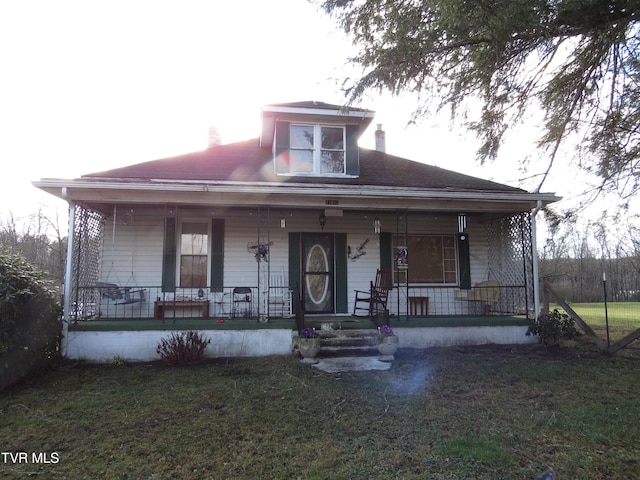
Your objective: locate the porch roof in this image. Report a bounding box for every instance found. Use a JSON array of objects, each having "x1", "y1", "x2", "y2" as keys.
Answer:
[{"x1": 33, "y1": 138, "x2": 560, "y2": 214}]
